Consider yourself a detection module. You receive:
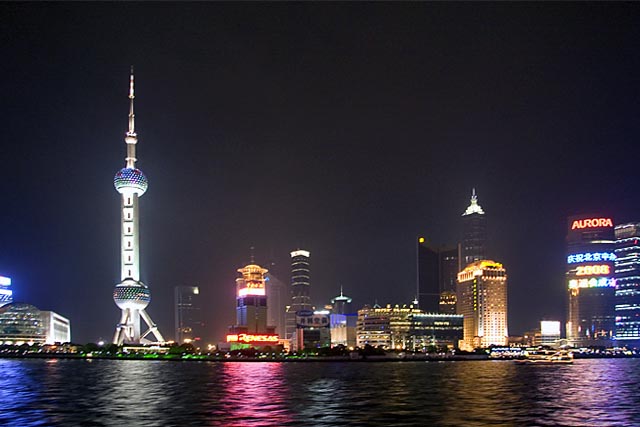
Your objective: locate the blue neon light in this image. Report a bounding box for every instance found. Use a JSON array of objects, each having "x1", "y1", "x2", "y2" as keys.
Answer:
[{"x1": 567, "y1": 252, "x2": 616, "y2": 264}]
